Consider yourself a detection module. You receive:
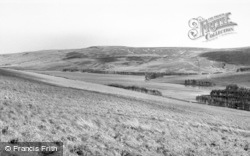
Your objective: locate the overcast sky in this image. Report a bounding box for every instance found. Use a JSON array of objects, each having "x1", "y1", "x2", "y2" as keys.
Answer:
[{"x1": 0, "y1": 0, "x2": 249, "y2": 54}]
